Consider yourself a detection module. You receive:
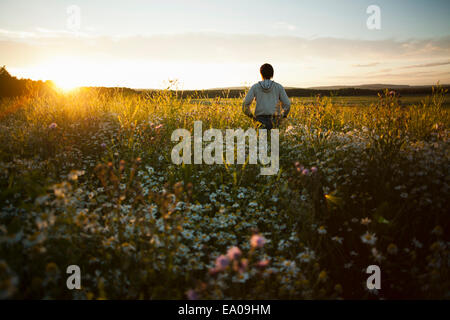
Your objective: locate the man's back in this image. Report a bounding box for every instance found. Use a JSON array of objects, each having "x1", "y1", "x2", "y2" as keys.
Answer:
[{"x1": 243, "y1": 79, "x2": 291, "y2": 118}]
